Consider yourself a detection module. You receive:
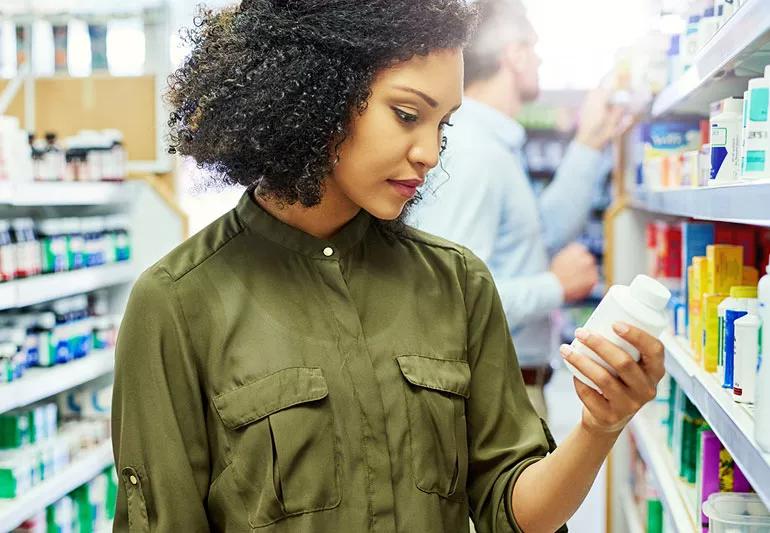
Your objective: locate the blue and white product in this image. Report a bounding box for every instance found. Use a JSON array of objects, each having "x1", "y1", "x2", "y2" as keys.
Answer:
[
  {"x1": 723, "y1": 294, "x2": 758, "y2": 390},
  {"x1": 697, "y1": 8, "x2": 719, "y2": 50},
  {"x1": 709, "y1": 97, "x2": 743, "y2": 183},
  {"x1": 733, "y1": 314, "x2": 760, "y2": 404},
  {"x1": 742, "y1": 65, "x2": 770, "y2": 180},
  {"x1": 667, "y1": 35, "x2": 681, "y2": 84},
  {"x1": 681, "y1": 14, "x2": 701, "y2": 72}
]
